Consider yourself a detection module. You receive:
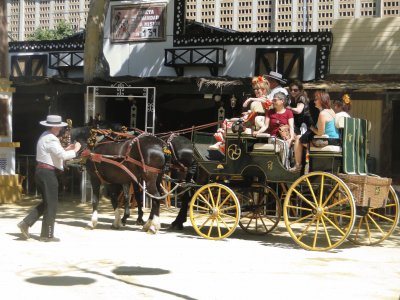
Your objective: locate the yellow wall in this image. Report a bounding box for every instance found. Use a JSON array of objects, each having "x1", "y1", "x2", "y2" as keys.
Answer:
[{"x1": 330, "y1": 17, "x2": 400, "y2": 75}]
